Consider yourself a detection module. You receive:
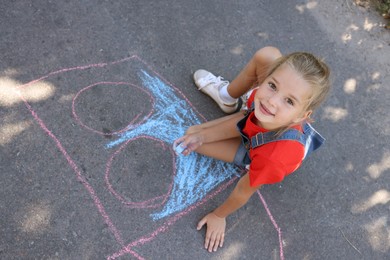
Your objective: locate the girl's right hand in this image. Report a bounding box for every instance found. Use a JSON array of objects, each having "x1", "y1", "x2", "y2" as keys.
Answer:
[
  {"x1": 197, "y1": 212, "x2": 226, "y2": 252},
  {"x1": 173, "y1": 133, "x2": 204, "y2": 155}
]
